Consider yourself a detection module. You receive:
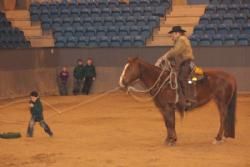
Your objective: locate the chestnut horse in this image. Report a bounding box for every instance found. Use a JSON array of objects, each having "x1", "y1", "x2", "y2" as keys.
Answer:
[{"x1": 119, "y1": 57, "x2": 237, "y2": 146}]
